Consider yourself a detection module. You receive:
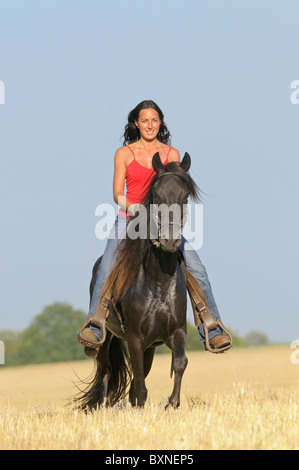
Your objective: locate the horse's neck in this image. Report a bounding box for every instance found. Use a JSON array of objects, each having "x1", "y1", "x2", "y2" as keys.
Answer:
[{"x1": 148, "y1": 246, "x2": 179, "y2": 277}]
